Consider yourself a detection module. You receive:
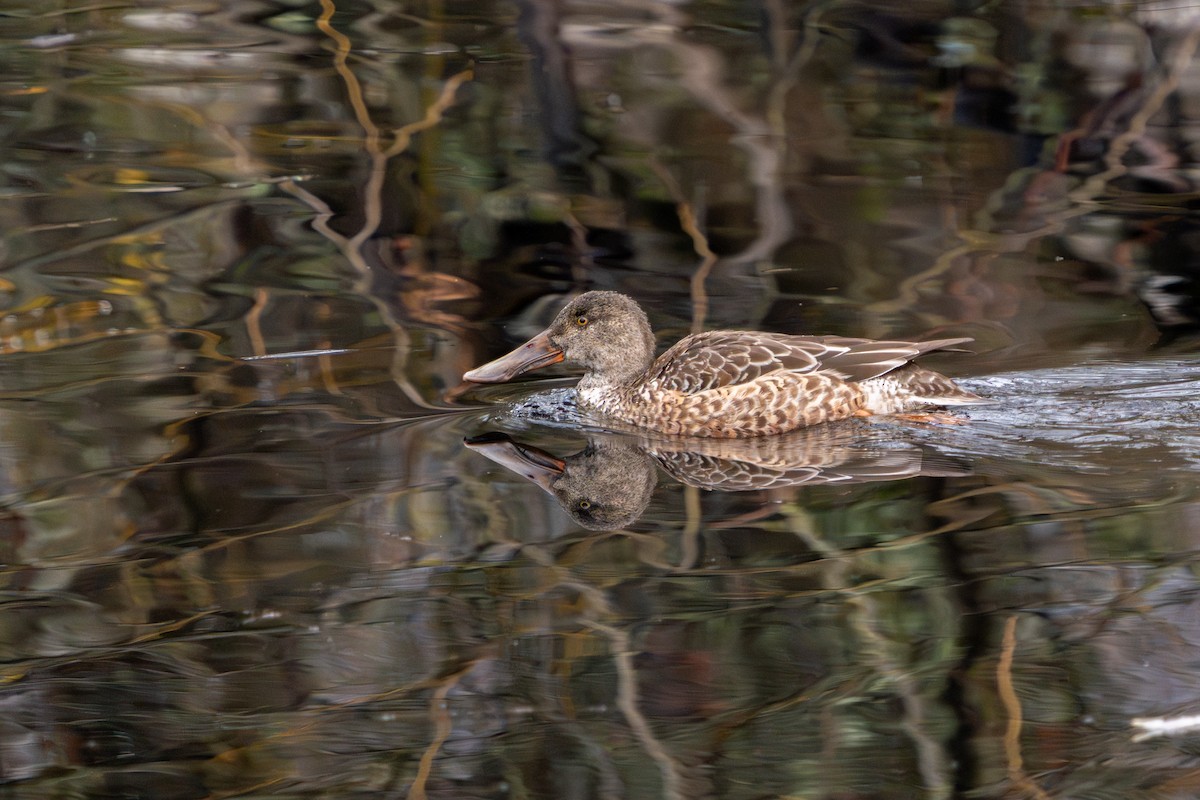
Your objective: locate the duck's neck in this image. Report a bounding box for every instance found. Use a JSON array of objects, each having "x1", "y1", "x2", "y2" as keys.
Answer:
[{"x1": 578, "y1": 349, "x2": 654, "y2": 392}]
